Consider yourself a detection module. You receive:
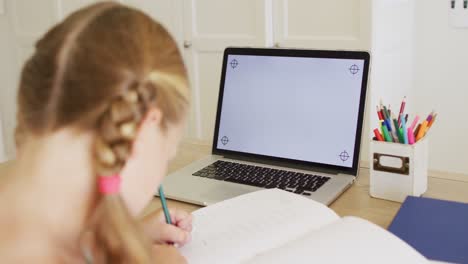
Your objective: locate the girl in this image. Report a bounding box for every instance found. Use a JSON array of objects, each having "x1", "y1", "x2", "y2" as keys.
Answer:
[{"x1": 0, "y1": 2, "x2": 192, "y2": 263}]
